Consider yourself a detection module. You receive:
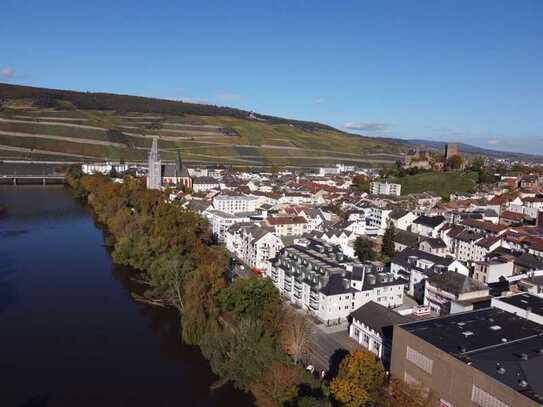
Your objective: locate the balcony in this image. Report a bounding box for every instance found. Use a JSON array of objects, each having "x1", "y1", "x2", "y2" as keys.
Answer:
[{"x1": 310, "y1": 303, "x2": 319, "y2": 311}]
